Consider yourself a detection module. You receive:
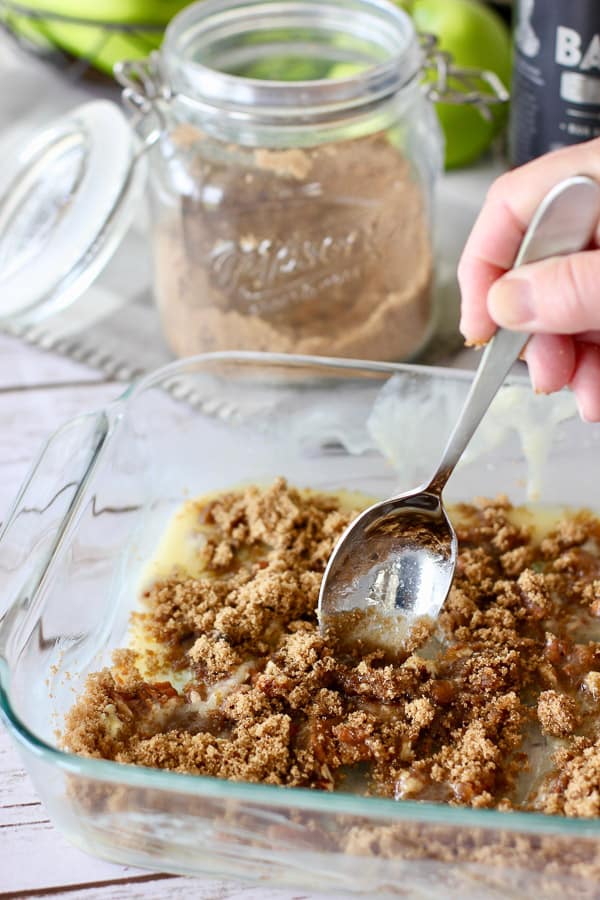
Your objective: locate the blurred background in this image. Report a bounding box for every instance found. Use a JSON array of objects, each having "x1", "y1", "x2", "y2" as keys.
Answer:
[
  {"x1": 0, "y1": 0, "x2": 514, "y2": 171},
  {"x1": 0, "y1": 0, "x2": 516, "y2": 376}
]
